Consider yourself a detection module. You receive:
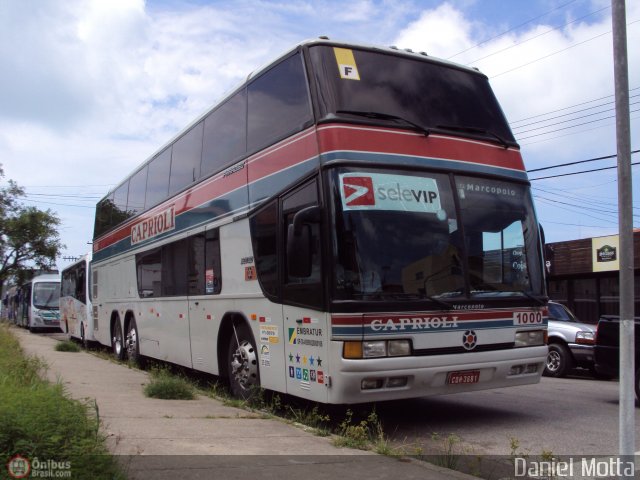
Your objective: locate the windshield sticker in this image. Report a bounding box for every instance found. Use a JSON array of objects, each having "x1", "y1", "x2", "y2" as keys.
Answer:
[
  {"x1": 333, "y1": 48, "x2": 360, "y2": 80},
  {"x1": 340, "y1": 172, "x2": 445, "y2": 216},
  {"x1": 457, "y1": 182, "x2": 516, "y2": 199}
]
